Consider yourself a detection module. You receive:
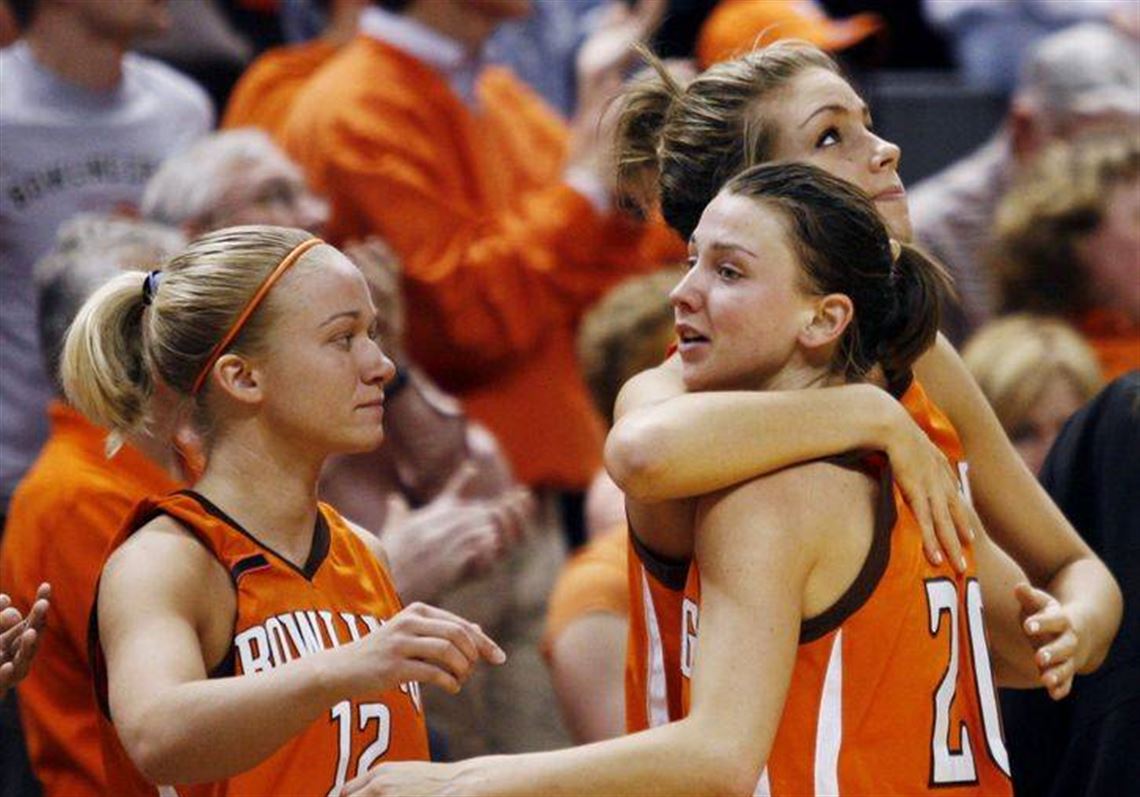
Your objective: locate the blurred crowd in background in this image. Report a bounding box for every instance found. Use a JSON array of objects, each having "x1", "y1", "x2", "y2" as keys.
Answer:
[{"x1": 1, "y1": 2, "x2": 1137, "y2": 797}]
